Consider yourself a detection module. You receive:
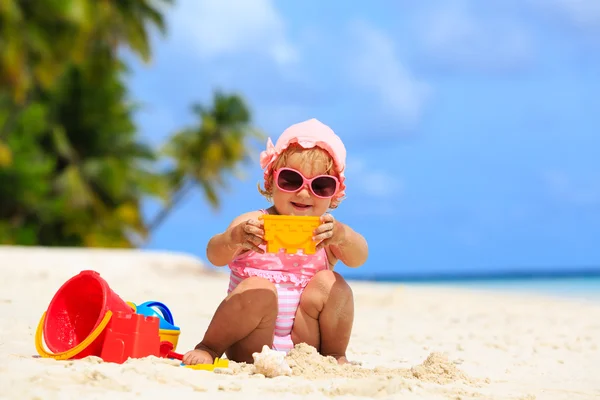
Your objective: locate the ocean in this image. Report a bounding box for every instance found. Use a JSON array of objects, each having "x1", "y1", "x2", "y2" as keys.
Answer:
[
  {"x1": 423, "y1": 276, "x2": 600, "y2": 301},
  {"x1": 207, "y1": 265, "x2": 600, "y2": 302},
  {"x1": 349, "y1": 275, "x2": 600, "y2": 302}
]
